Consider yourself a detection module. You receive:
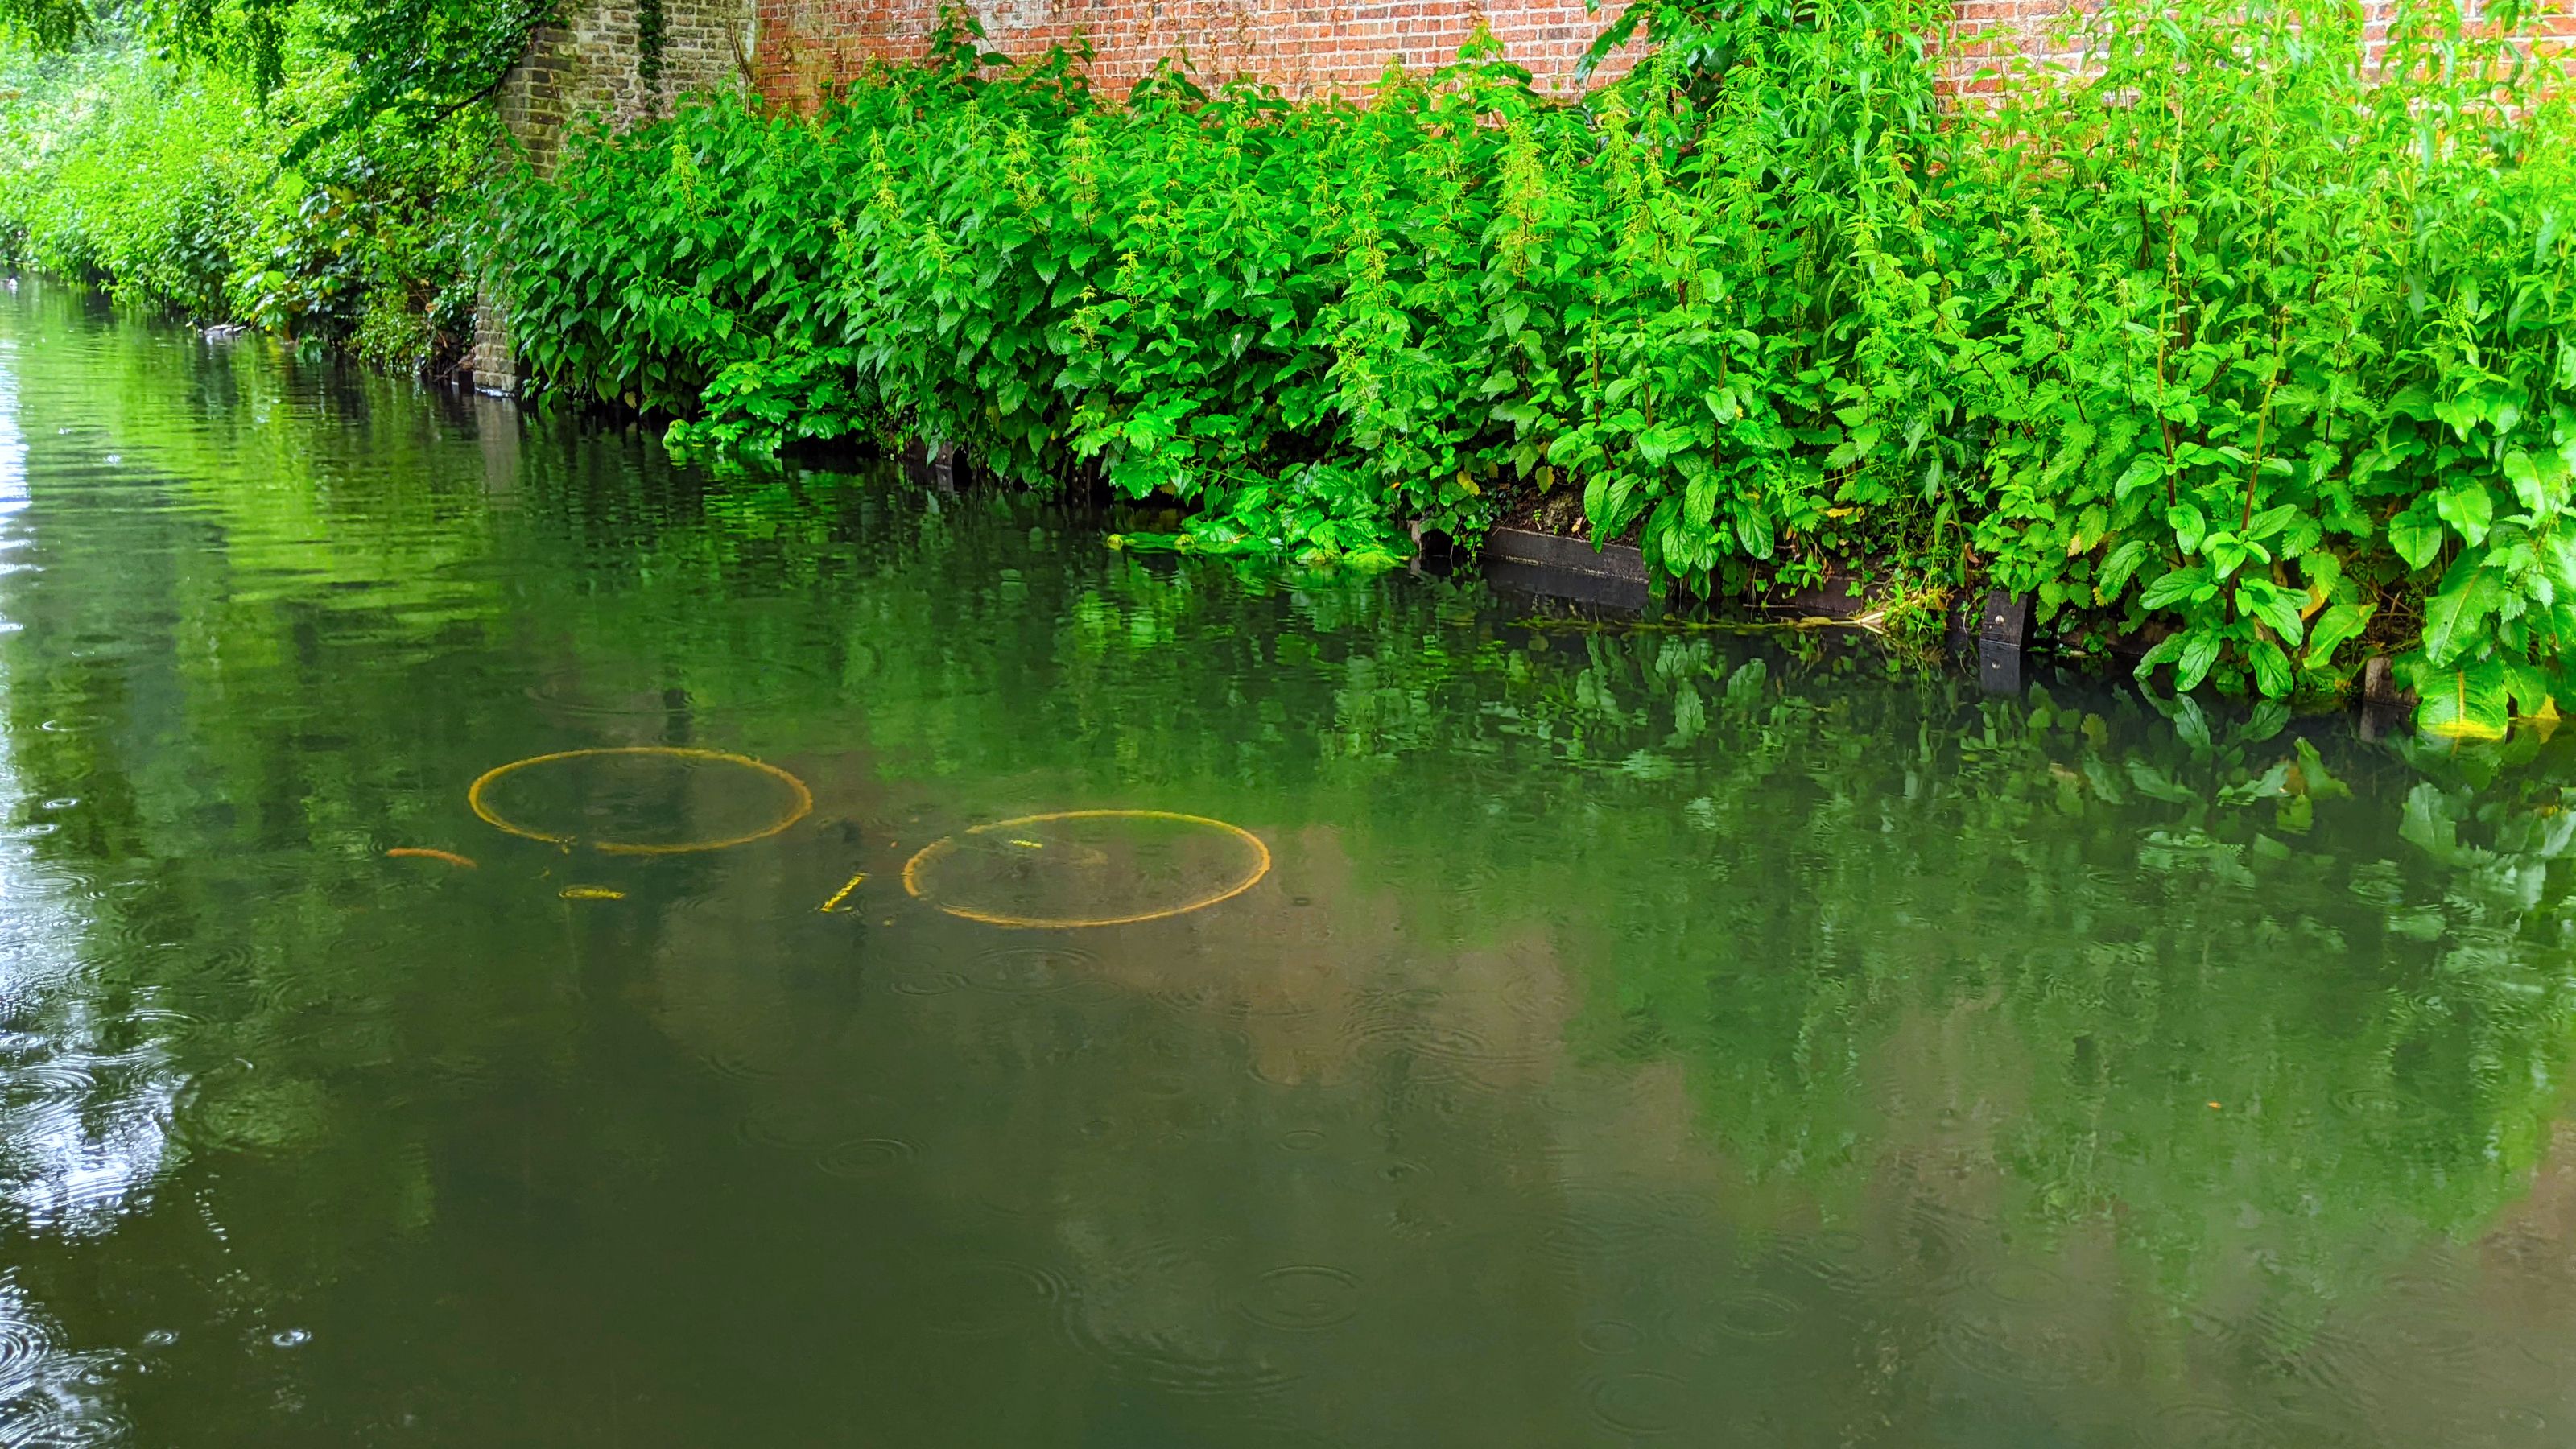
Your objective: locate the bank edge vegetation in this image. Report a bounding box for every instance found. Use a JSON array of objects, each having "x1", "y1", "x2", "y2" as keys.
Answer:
[{"x1": 6, "y1": 0, "x2": 2576, "y2": 736}]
